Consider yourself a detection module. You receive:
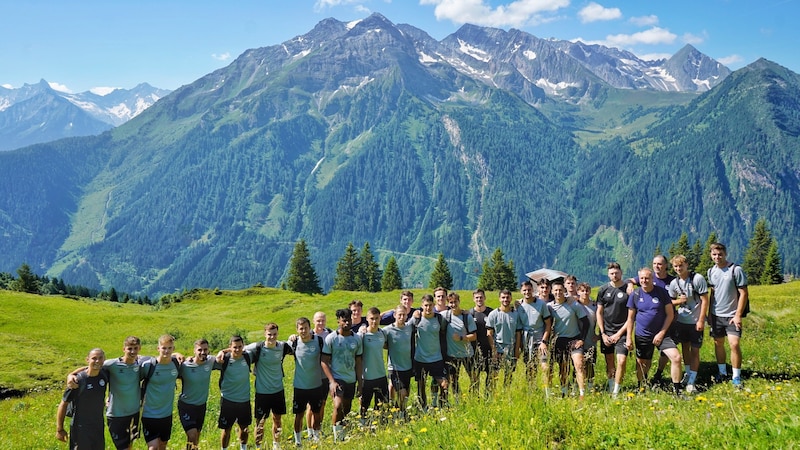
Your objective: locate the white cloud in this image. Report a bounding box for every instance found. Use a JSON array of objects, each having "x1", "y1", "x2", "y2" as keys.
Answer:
[
  {"x1": 718, "y1": 54, "x2": 743, "y2": 66},
  {"x1": 89, "y1": 87, "x2": 119, "y2": 96},
  {"x1": 629, "y1": 15, "x2": 658, "y2": 27},
  {"x1": 420, "y1": 0, "x2": 570, "y2": 28},
  {"x1": 638, "y1": 52, "x2": 672, "y2": 61},
  {"x1": 314, "y1": 0, "x2": 370, "y2": 12},
  {"x1": 212, "y1": 52, "x2": 232, "y2": 61},
  {"x1": 605, "y1": 27, "x2": 676, "y2": 47},
  {"x1": 48, "y1": 82, "x2": 72, "y2": 93},
  {"x1": 1, "y1": 84, "x2": 13, "y2": 89},
  {"x1": 682, "y1": 31, "x2": 706, "y2": 45},
  {"x1": 578, "y1": 2, "x2": 621, "y2": 23}
]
